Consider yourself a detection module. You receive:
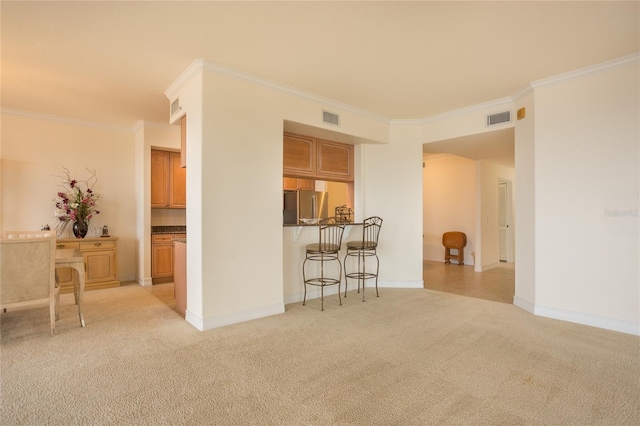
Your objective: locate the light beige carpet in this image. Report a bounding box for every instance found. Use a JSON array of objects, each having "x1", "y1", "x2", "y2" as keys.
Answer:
[{"x1": 1, "y1": 285, "x2": 639, "y2": 425}]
